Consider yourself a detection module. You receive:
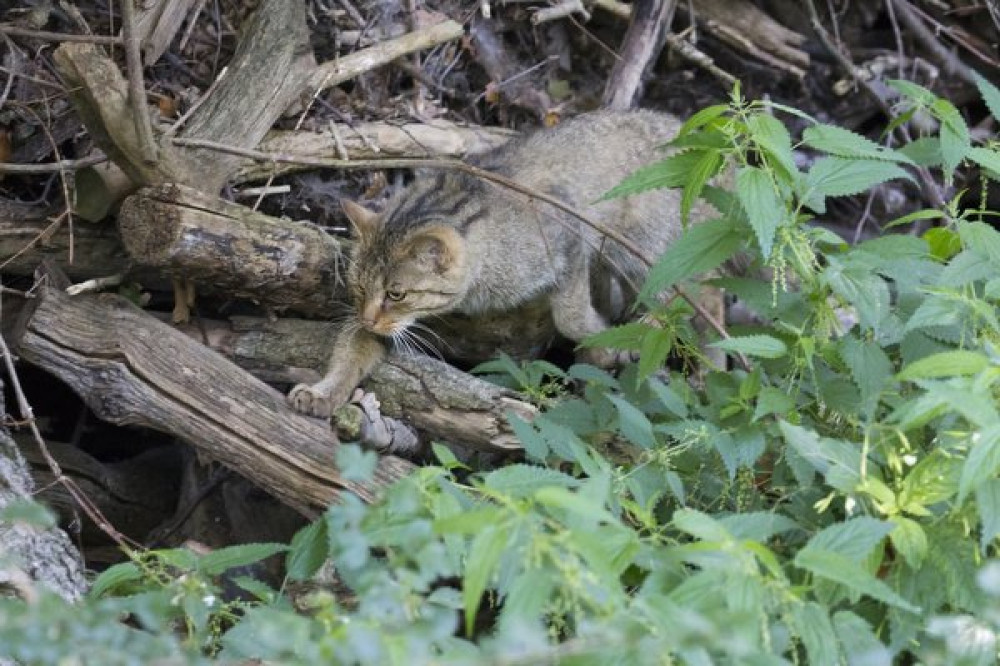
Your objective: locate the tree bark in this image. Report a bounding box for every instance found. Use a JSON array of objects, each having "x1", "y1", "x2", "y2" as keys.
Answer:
[{"x1": 12, "y1": 286, "x2": 414, "y2": 515}]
